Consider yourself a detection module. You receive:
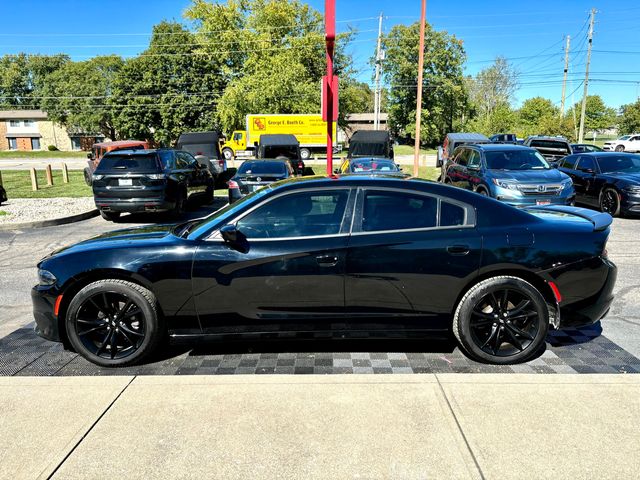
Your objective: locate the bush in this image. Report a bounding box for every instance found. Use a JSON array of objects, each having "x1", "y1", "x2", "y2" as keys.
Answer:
[{"x1": 47, "y1": 145, "x2": 59, "y2": 151}]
